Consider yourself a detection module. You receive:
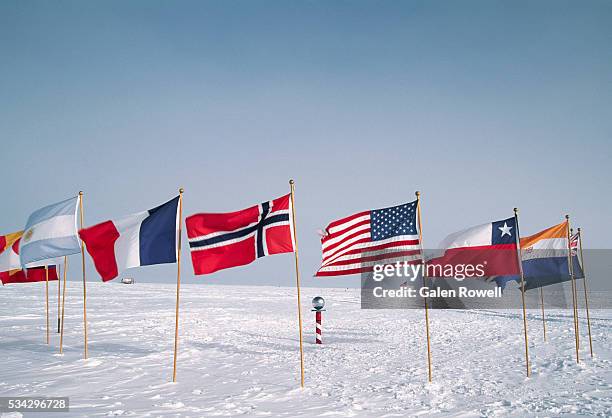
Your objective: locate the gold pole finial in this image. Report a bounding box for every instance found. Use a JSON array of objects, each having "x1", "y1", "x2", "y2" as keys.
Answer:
[
  {"x1": 289, "y1": 179, "x2": 295, "y2": 185},
  {"x1": 179, "y1": 187, "x2": 184, "y2": 194},
  {"x1": 415, "y1": 191, "x2": 420, "y2": 198},
  {"x1": 79, "y1": 191, "x2": 83, "y2": 196}
]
